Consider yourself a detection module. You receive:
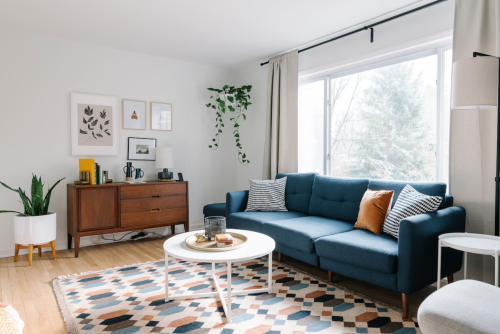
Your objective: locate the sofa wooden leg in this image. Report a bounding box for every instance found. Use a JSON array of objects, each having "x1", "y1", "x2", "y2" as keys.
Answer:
[
  {"x1": 447, "y1": 274, "x2": 454, "y2": 284},
  {"x1": 277, "y1": 252, "x2": 282, "y2": 262},
  {"x1": 328, "y1": 271, "x2": 332, "y2": 282},
  {"x1": 402, "y1": 293, "x2": 409, "y2": 319}
]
